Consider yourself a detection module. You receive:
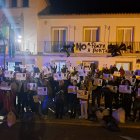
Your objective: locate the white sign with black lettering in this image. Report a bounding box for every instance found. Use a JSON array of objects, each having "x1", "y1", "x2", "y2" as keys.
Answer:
[
  {"x1": 4, "y1": 71, "x2": 14, "y2": 78},
  {"x1": 93, "y1": 78, "x2": 102, "y2": 86},
  {"x1": 27, "y1": 83, "x2": 37, "y2": 91},
  {"x1": 119, "y1": 85, "x2": 132, "y2": 94},
  {"x1": 77, "y1": 90, "x2": 88, "y2": 100},
  {"x1": 16, "y1": 73, "x2": 26, "y2": 81},
  {"x1": 37, "y1": 87, "x2": 47, "y2": 95}
]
